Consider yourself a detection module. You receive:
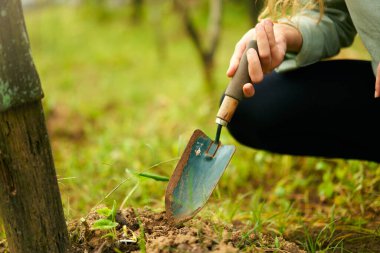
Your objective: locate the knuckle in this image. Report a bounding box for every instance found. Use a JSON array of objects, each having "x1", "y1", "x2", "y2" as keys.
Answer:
[
  {"x1": 255, "y1": 23, "x2": 263, "y2": 31},
  {"x1": 264, "y1": 19, "x2": 273, "y2": 28},
  {"x1": 235, "y1": 41, "x2": 243, "y2": 50},
  {"x1": 264, "y1": 18, "x2": 273, "y2": 24},
  {"x1": 247, "y1": 48, "x2": 256, "y2": 57},
  {"x1": 260, "y1": 51, "x2": 271, "y2": 61}
]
